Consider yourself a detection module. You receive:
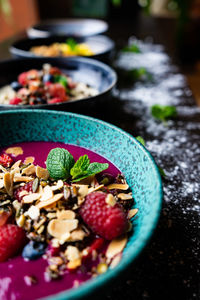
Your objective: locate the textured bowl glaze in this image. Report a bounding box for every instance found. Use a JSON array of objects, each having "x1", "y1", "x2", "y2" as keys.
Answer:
[{"x1": 0, "y1": 110, "x2": 162, "y2": 300}]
